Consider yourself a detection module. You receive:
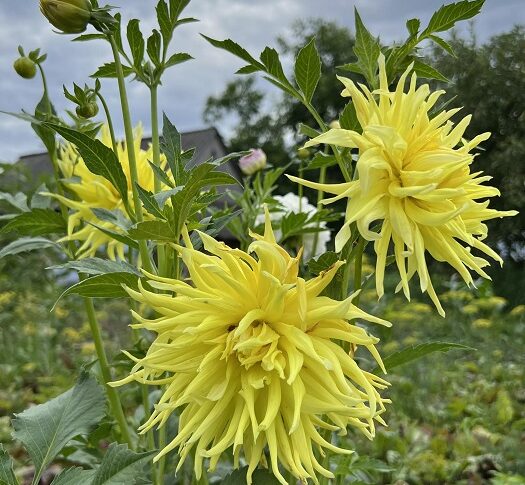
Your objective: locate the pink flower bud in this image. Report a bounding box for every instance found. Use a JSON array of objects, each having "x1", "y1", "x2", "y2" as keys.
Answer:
[{"x1": 239, "y1": 148, "x2": 267, "y2": 175}]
